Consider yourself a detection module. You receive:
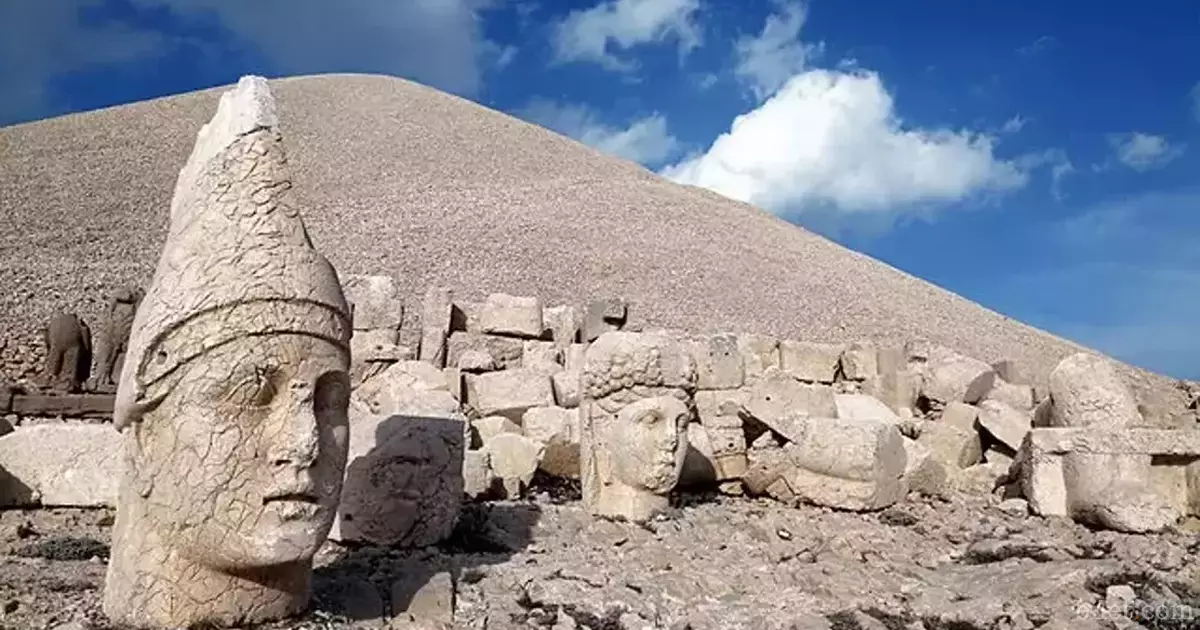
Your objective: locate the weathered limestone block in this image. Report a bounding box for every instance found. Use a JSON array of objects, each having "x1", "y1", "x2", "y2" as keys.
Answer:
[
  {"x1": 681, "y1": 396, "x2": 749, "y2": 486},
  {"x1": 39, "y1": 312, "x2": 92, "y2": 393},
  {"x1": 551, "y1": 370, "x2": 581, "y2": 408},
  {"x1": 564, "y1": 343, "x2": 588, "y2": 371},
  {"x1": 840, "y1": 342, "x2": 879, "y2": 381},
  {"x1": 104, "y1": 77, "x2": 353, "y2": 629},
  {"x1": 877, "y1": 344, "x2": 906, "y2": 375},
  {"x1": 977, "y1": 399, "x2": 1031, "y2": 453},
  {"x1": 862, "y1": 369, "x2": 920, "y2": 415},
  {"x1": 471, "y1": 415, "x2": 521, "y2": 446},
  {"x1": 779, "y1": 415, "x2": 908, "y2": 511},
  {"x1": 453, "y1": 300, "x2": 482, "y2": 333},
  {"x1": 1018, "y1": 427, "x2": 1200, "y2": 532},
  {"x1": 335, "y1": 394, "x2": 465, "y2": 547},
  {"x1": 949, "y1": 461, "x2": 1010, "y2": 496},
  {"x1": 742, "y1": 367, "x2": 837, "y2": 438},
  {"x1": 88, "y1": 286, "x2": 143, "y2": 392},
  {"x1": 350, "y1": 328, "x2": 413, "y2": 386},
  {"x1": 419, "y1": 287, "x2": 452, "y2": 368},
  {"x1": 343, "y1": 274, "x2": 403, "y2": 331},
  {"x1": 446, "y1": 332, "x2": 523, "y2": 371},
  {"x1": 834, "y1": 393, "x2": 901, "y2": 425},
  {"x1": 984, "y1": 379, "x2": 1035, "y2": 411},
  {"x1": 694, "y1": 389, "x2": 750, "y2": 424},
  {"x1": 462, "y1": 449, "x2": 494, "y2": 499},
  {"x1": 737, "y1": 333, "x2": 780, "y2": 383},
  {"x1": 457, "y1": 349, "x2": 496, "y2": 372},
  {"x1": 479, "y1": 293, "x2": 543, "y2": 338},
  {"x1": 921, "y1": 350, "x2": 995, "y2": 405},
  {"x1": 444, "y1": 368, "x2": 463, "y2": 402},
  {"x1": 1030, "y1": 352, "x2": 1172, "y2": 533},
  {"x1": 580, "y1": 331, "x2": 695, "y2": 521},
  {"x1": 392, "y1": 566, "x2": 455, "y2": 628},
  {"x1": 779, "y1": 340, "x2": 843, "y2": 383},
  {"x1": 523, "y1": 406, "x2": 580, "y2": 478},
  {"x1": 991, "y1": 359, "x2": 1029, "y2": 385},
  {"x1": 583, "y1": 299, "x2": 628, "y2": 342},
  {"x1": 465, "y1": 369, "x2": 554, "y2": 422},
  {"x1": 543, "y1": 305, "x2": 580, "y2": 345},
  {"x1": 0, "y1": 424, "x2": 121, "y2": 507},
  {"x1": 918, "y1": 403, "x2": 982, "y2": 469},
  {"x1": 522, "y1": 340, "x2": 564, "y2": 375},
  {"x1": 687, "y1": 333, "x2": 744, "y2": 390},
  {"x1": 354, "y1": 361, "x2": 449, "y2": 413},
  {"x1": 903, "y1": 437, "x2": 948, "y2": 497},
  {"x1": 9, "y1": 393, "x2": 115, "y2": 419},
  {"x1": 485, "y1": 433, "x2": 544, "y2": 497}
]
